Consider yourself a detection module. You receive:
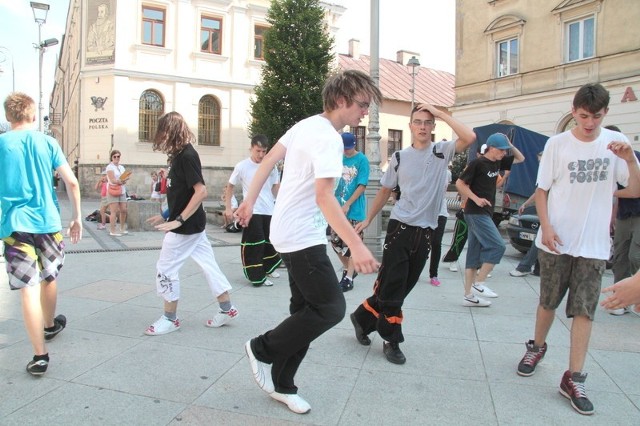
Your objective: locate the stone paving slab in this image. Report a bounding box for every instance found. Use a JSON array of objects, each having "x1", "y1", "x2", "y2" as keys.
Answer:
[{"x1": 0, "y1": 196, "x2": 639, "y2": 424}]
